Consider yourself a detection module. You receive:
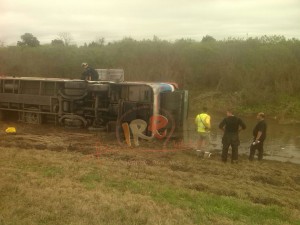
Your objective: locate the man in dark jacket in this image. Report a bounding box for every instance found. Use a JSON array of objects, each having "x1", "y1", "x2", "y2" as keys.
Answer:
[
  {"x1": 81, "y1": 63, "x2": 98, "y2": 81},
  {"x1": 249, "y1": 112, "x2": 267, "y2": 161},
  {"x1": 219, "y1": 109, "x2": 246, "y2": 163}
]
